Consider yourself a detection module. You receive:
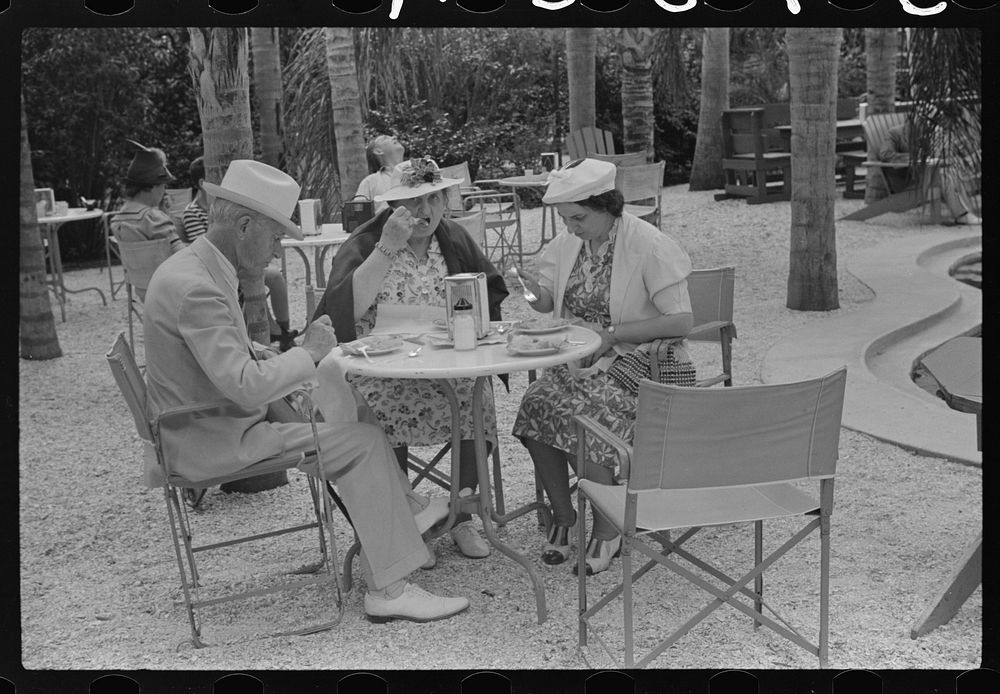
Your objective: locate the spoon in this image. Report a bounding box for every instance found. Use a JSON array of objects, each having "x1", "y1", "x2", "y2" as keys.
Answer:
[
  {"x1": 408, "y1": 344, "x2": 424, "y2": 357},
  {"x1": 510, "y1": 266, "x2": 538, "y2": 304}
]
